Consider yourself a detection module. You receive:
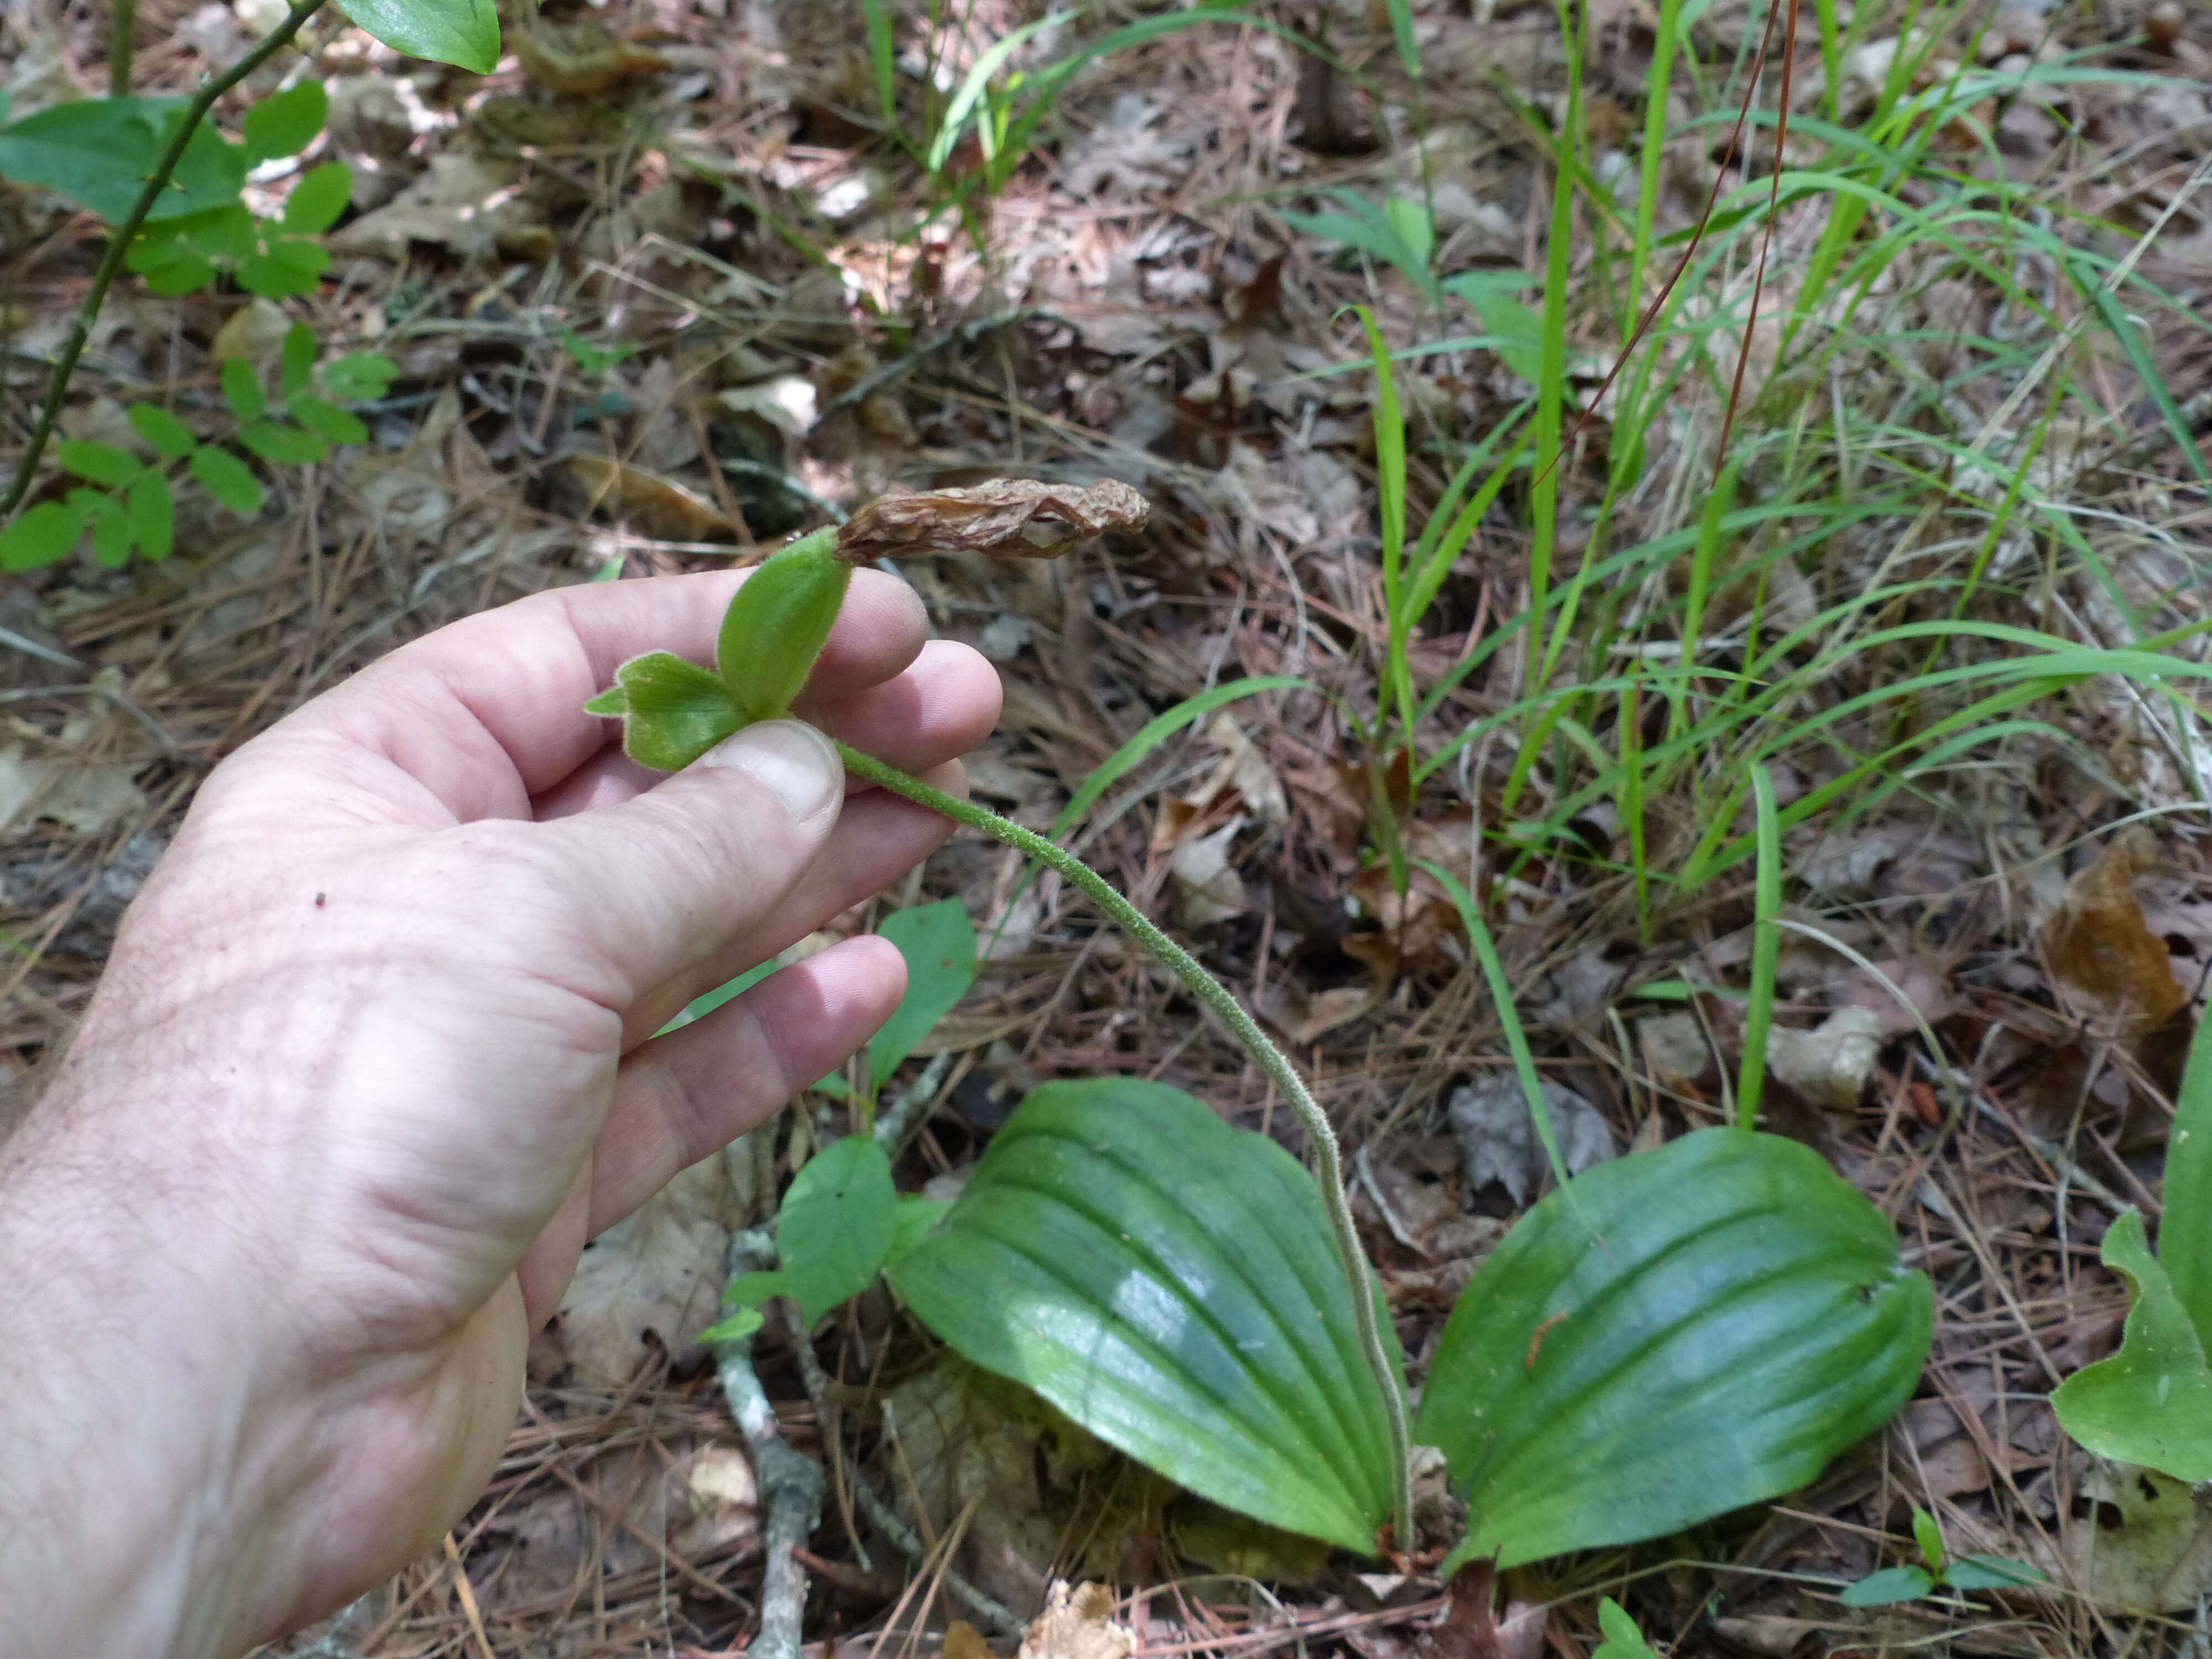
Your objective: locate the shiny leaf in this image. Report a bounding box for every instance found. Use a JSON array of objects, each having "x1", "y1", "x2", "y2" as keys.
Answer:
[
  {"x1": 888, "y1": 1077, "x2": 1403, "y2": 1553},
  {"x1": 1418, "y1": 1128, "x2": 1933, "y2": 1569},
  {"x1": 334, "y1": 0, "x2": 500, "y2": 72},
  {"x1": 2052, "y1": 1209, "x2": 2212, "y2": 1481}
]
